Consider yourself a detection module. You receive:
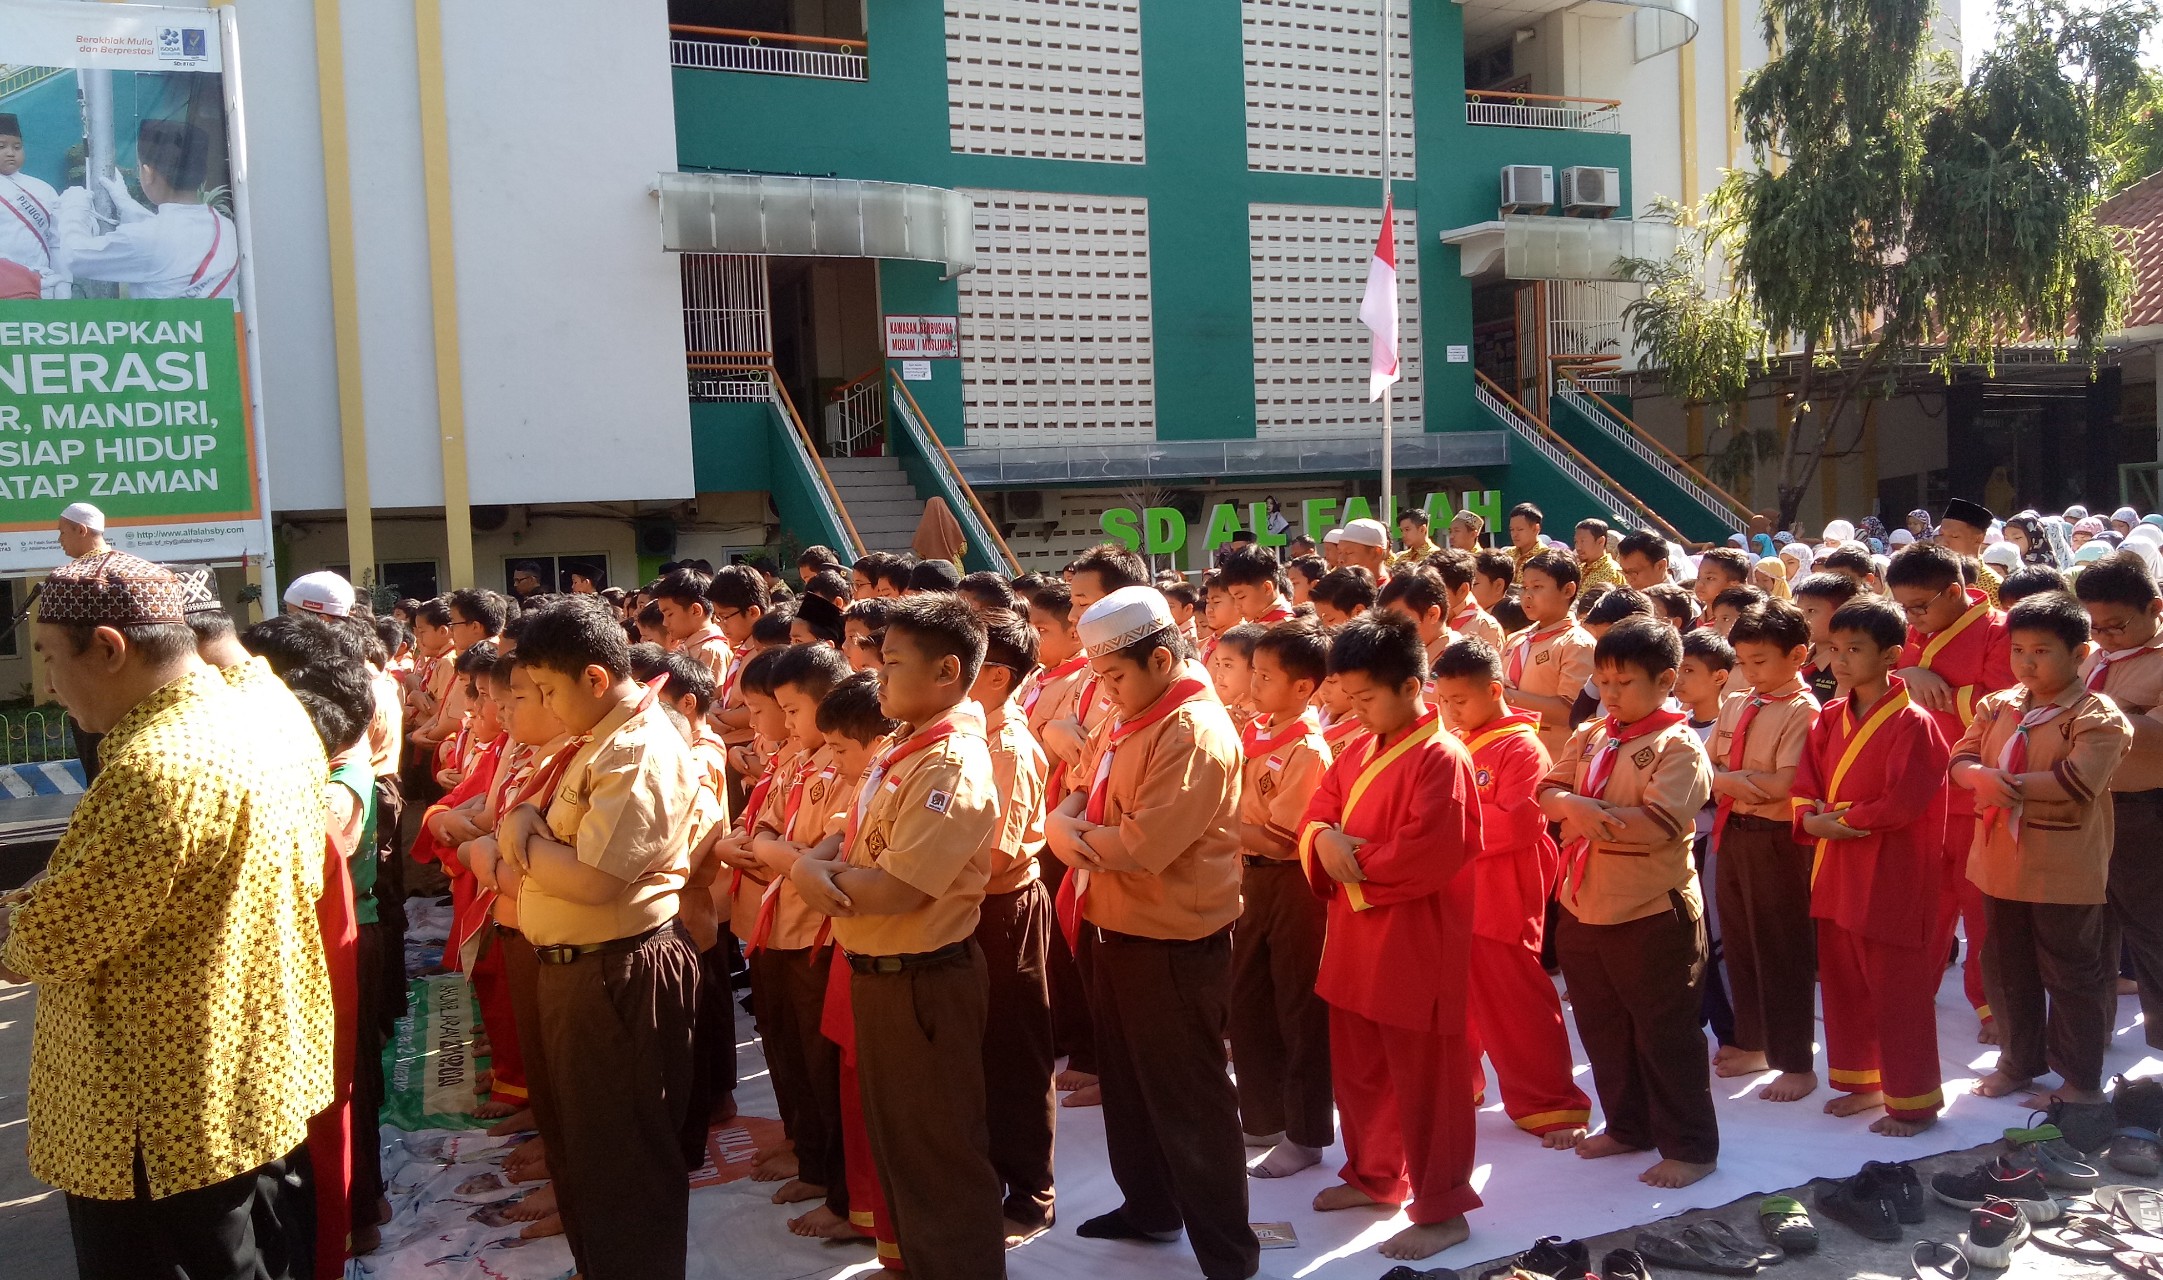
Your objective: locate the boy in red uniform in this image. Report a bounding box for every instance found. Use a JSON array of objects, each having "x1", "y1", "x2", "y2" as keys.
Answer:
[
  {"x1": 1538, "y1": 618, "x2": 1718, "y2": 1189},
  {"x1": 1887, "y1": 542, "x2": 2014, "y2": 1041},
  {"x1": 1231, "y1": 621, "x2": 1336, "y2": 1177},
  {"x1": 1708, "y1": 601, "x2": 1822, "y2": 1102},
  {"x1": 1429, "y1": 637, "x2": 1592, "y2": 1148},
  {"x1": 1792, "y1": 598, "x2": 1951, "y2": 1135},
  {"x1": 1300, "y1": 614, "x2": 1484, "y2": 1261}
]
